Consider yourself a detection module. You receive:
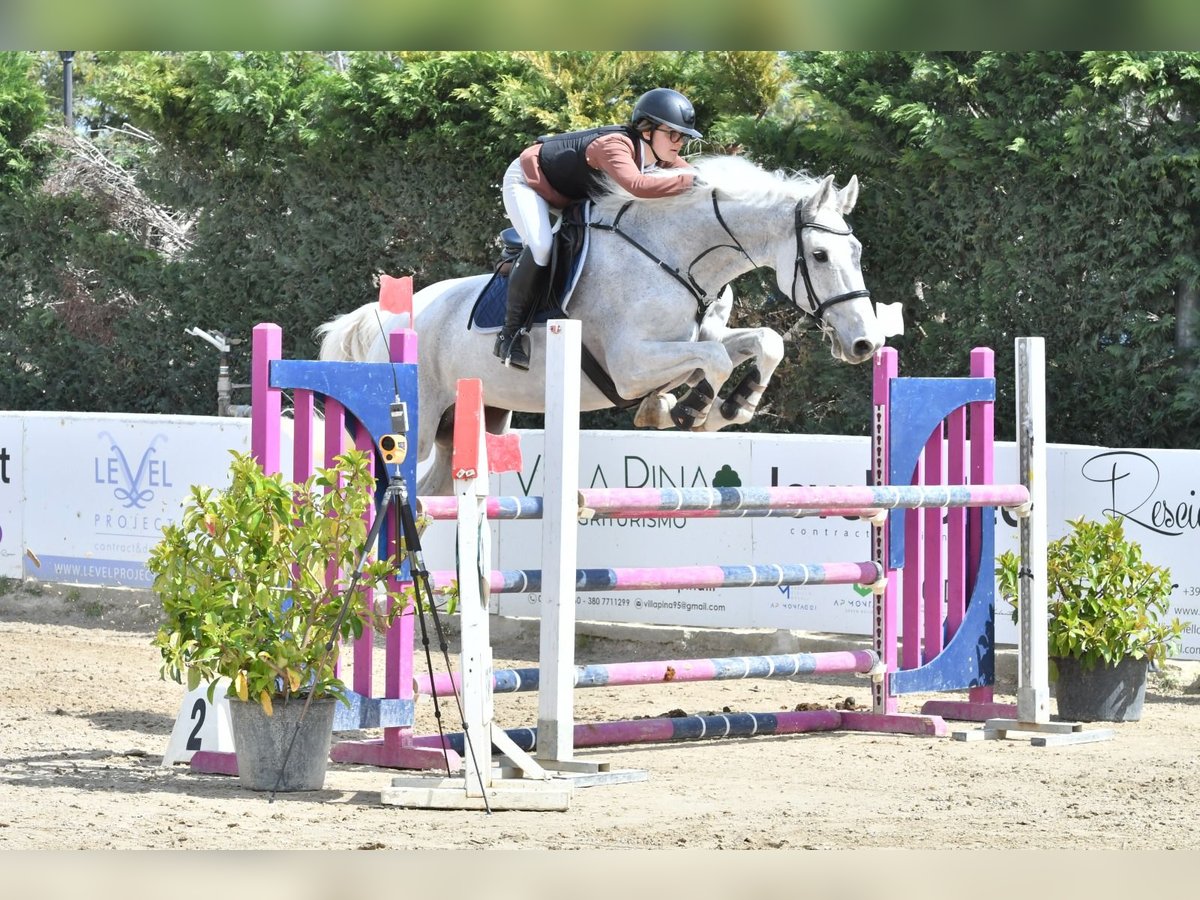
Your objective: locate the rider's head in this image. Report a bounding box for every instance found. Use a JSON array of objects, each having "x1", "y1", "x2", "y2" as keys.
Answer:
[{"x1": 631, "y1": 88, "x2": 701, "y2": 165}]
